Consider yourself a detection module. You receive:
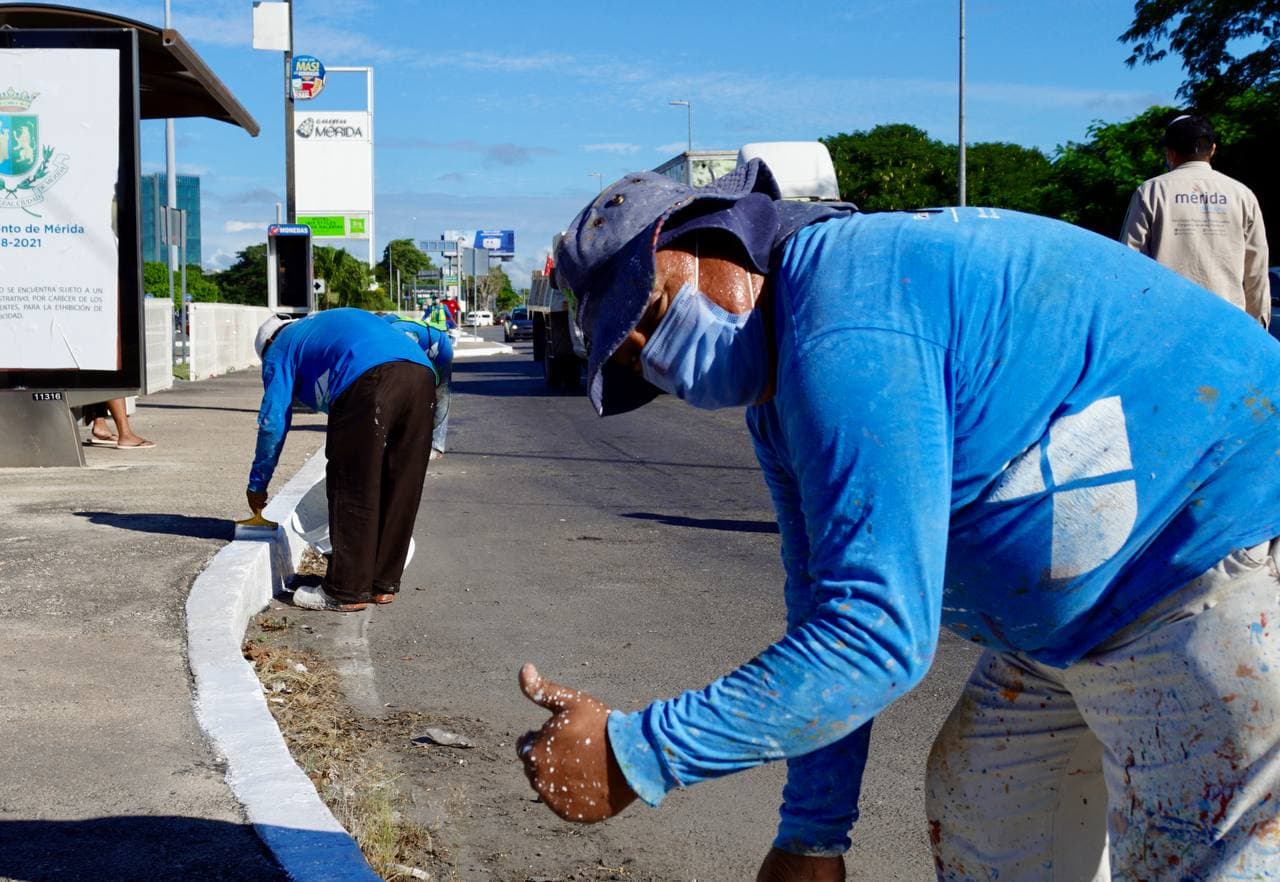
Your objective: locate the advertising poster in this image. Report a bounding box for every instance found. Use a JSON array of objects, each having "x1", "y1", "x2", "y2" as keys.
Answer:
[
  {"x1": 295, "y1": 110, "x2": 372, "y2": 239},
  {"x1": 290, "y1": 54, "x2": 325, "y2": 100},
  {"x1": 0, "y1": 49, "x2": 121, "y2": 371},
  {"x1": 443, "y1": 228, "x2": 516, "y2": 258}
]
